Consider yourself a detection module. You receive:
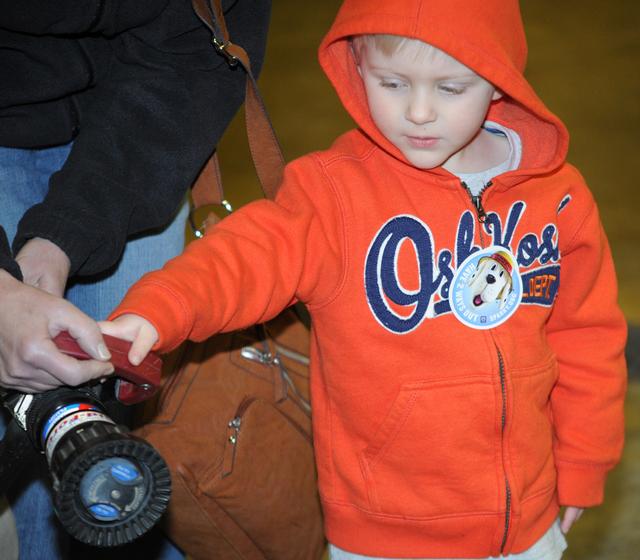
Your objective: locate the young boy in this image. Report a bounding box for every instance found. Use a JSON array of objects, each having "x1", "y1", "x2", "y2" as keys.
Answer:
[{"x1": 99, "y1": 0, "x2": 627, "y2": 558}]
